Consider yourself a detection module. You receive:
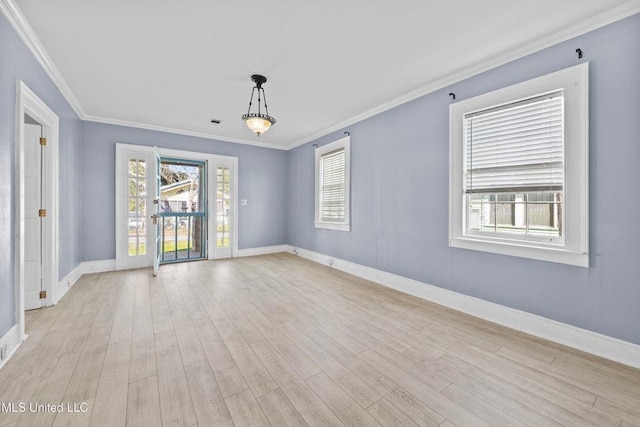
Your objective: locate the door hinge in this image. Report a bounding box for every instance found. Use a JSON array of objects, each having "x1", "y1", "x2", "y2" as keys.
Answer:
[
  {"x1": 39, "y1": 209, "x2": 47, "y2": 217},
  {"x1": 39, "y1": 137, "x2": 47, "y2": 146},
  {"x1": 39, "y1": 290, "x2": 47, "y2": 299}
]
